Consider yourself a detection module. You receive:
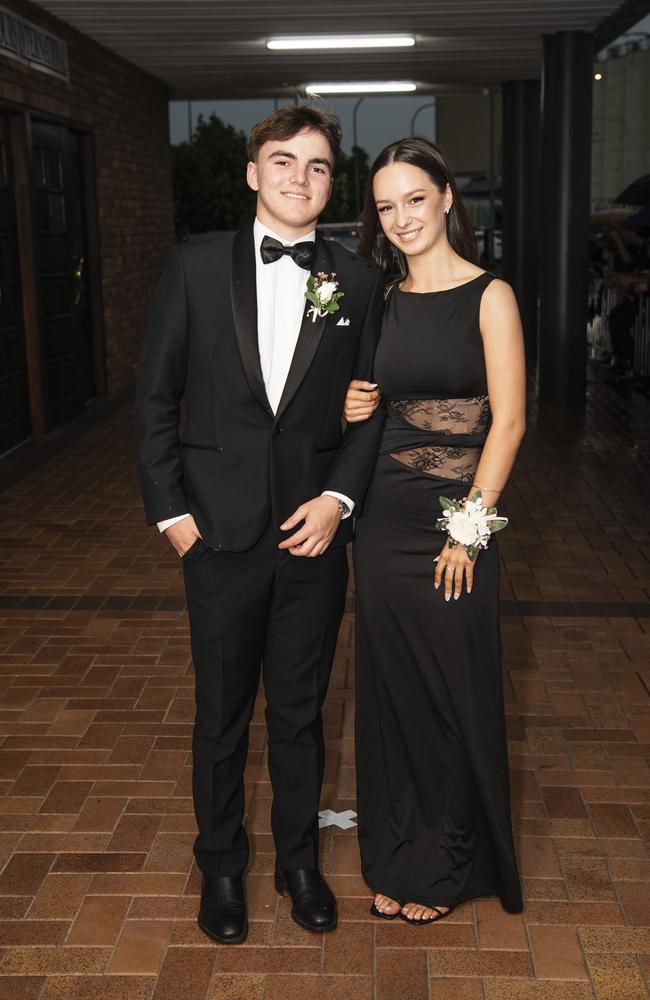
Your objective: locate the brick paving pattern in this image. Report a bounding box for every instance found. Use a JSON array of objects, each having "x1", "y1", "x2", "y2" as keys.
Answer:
[{"x1": 0, "y1": 382, "x2": 649, "y2": 999}]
